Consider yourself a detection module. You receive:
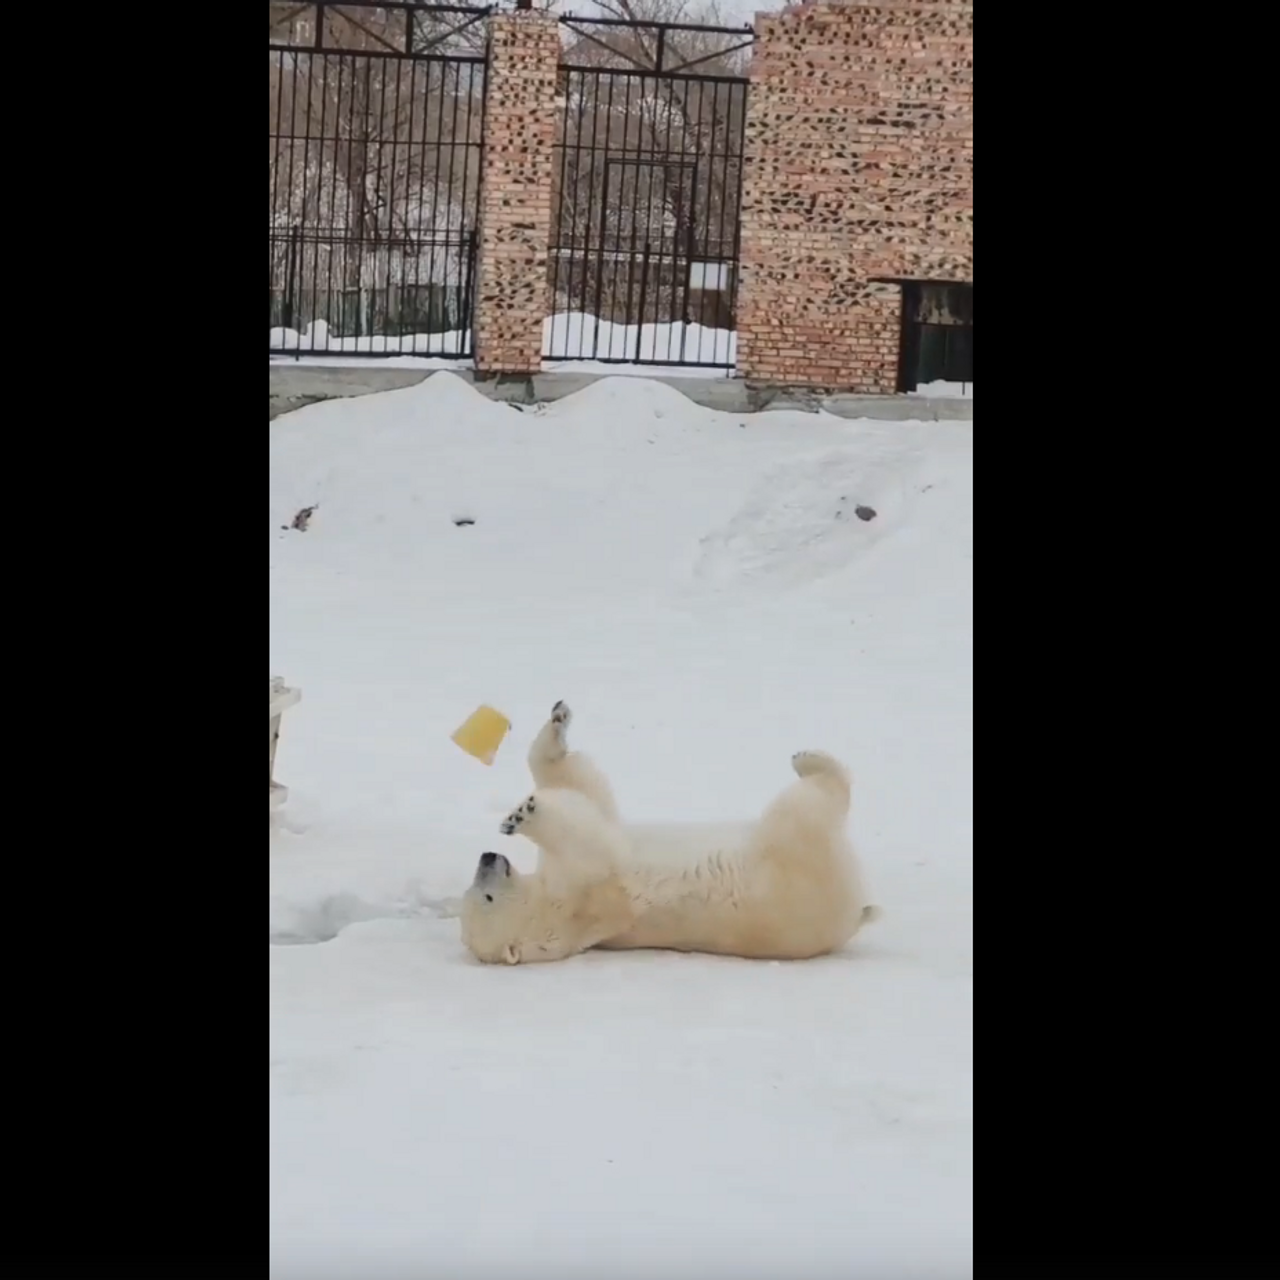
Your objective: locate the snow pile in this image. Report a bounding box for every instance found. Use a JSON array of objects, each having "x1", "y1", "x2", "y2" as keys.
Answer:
[
  {"x1": 911, "y1": 379, "x2": 973, "y2": 398},
  {"x1": 269, "y1": 372, "x2": 973, "y2": 1279}
]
